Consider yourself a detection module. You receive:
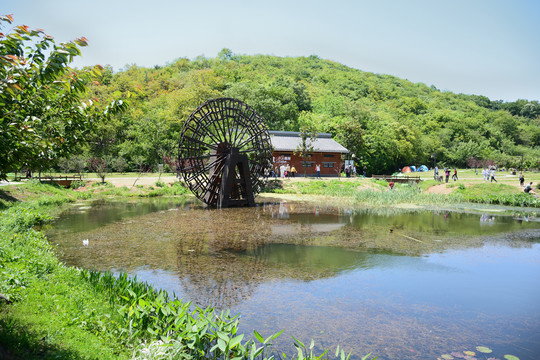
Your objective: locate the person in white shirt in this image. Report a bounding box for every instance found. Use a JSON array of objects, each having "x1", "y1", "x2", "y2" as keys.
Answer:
[{"x1": 490, "y1": 167, "x2": 498, "y2": 183}]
